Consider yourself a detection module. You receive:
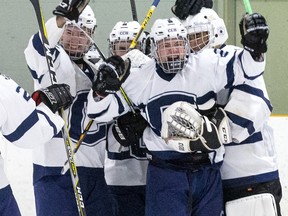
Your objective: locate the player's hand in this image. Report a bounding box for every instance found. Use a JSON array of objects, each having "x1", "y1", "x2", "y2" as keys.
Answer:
[
  {"x1": 32, "y1": 83, "x2": 73, "y2": 113},
  {"x1": 171, "y1": 0, "x2": 213, "y2": 20},
  {"x1": 240, "y1": 13, "x2": 269, "y2": 59},
  {"x1": 92, "y1": 55, "x2": 131, "y2": 97},
  {"x1": 53, "y1": 0, "x2": 89, "y2": 21},
  {"x1": 112, "y1": 110, "x2": 148, "y2": 147}
]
